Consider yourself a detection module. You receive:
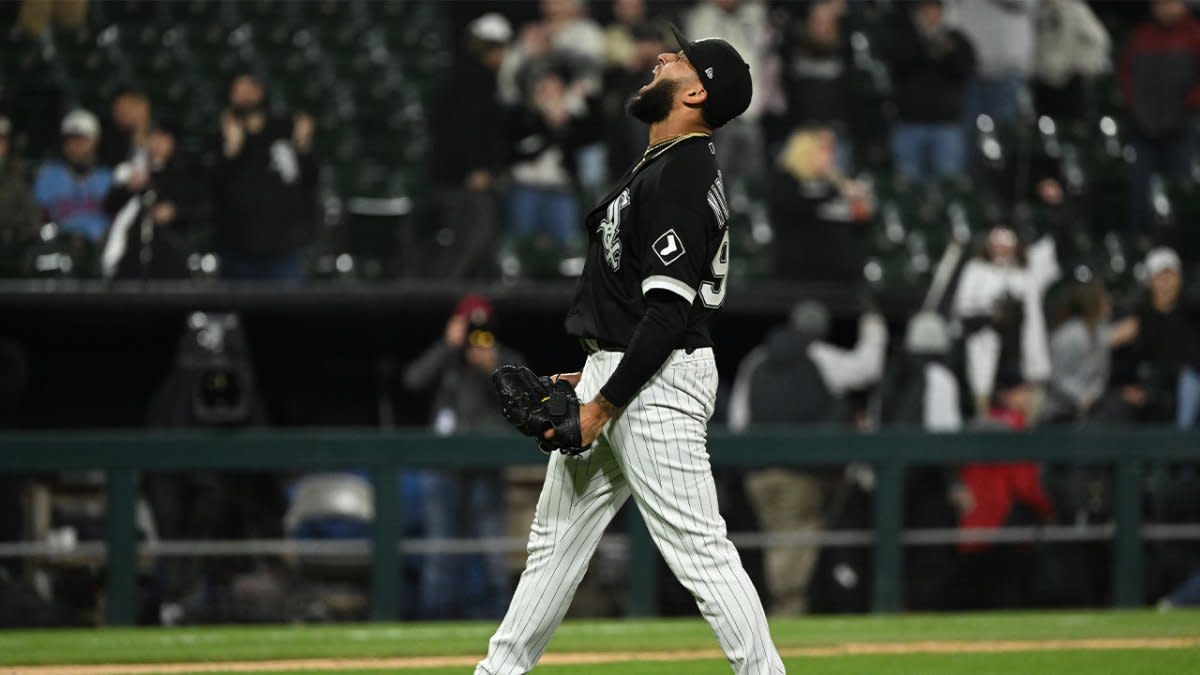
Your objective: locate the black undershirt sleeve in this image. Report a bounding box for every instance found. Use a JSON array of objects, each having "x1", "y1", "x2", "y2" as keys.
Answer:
[{"x1": 598, "y1": 289, "x2": 691, "y2": 408}]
